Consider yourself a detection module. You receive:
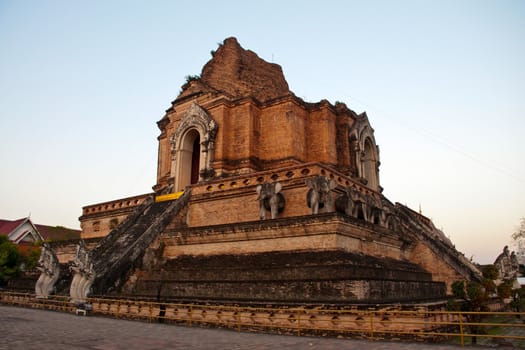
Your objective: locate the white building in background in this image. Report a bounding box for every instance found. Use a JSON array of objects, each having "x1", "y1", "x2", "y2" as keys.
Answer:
[
  {"x1": 0, "y1": 217, "x2": 43, "y2": 244},
  {"x1": 0, "y1": 217, "x2": 80, "y2": 244}
]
